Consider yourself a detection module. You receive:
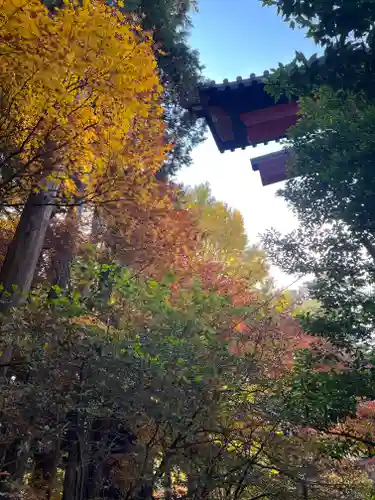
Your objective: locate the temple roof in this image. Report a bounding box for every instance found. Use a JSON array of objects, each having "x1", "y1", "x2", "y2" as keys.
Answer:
[
  {"x1": 190, "y1": 73, "x2": 297, "y2": 153},
  {"x1": 190, "y1": 73, "x2": 269, "y2": 118},
  {"x1": 196, "y1": 72, "x2": 268, "y2": 94}
]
